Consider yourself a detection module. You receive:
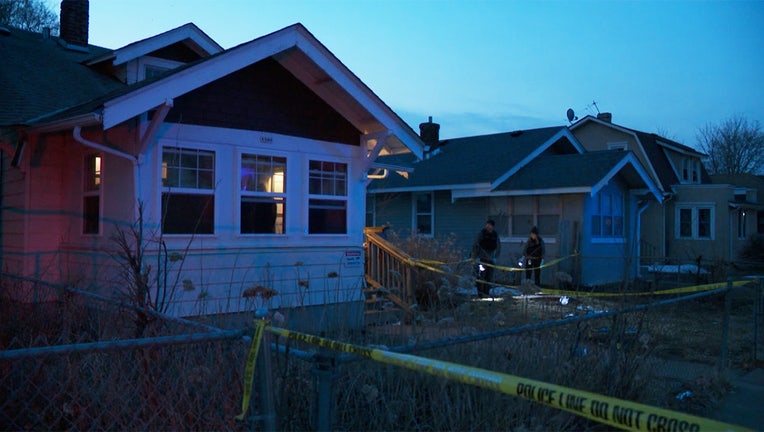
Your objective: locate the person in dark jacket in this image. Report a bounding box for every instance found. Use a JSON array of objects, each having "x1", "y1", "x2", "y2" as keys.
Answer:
[
  {"x1": 523, "y1": 226, "x2": 545, "y2": 286},
  {"x1": 471, "y1": 219, "x2": 501, "y2": 297}
]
